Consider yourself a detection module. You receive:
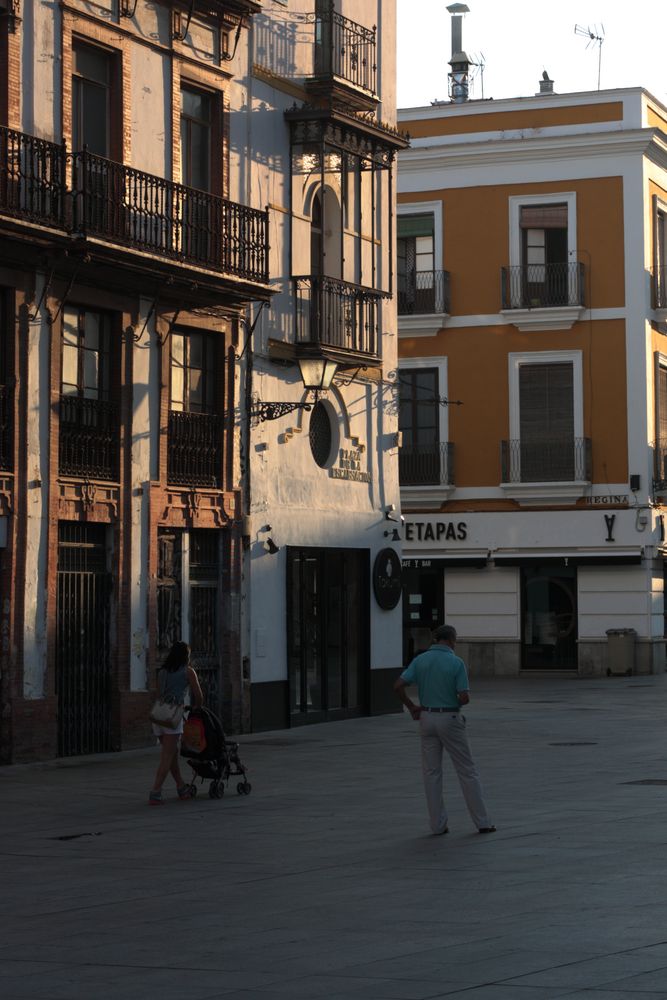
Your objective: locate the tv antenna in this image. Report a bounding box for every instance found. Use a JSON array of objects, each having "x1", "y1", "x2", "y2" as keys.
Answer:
[
  {"x1": 574, "y1": 23, "x2": 605, "y2": 90},
  {"x1": 469, "y1": 51, "x2": 486, "y2": 99}
]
